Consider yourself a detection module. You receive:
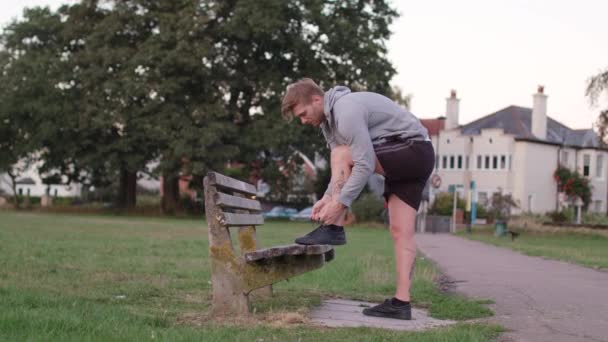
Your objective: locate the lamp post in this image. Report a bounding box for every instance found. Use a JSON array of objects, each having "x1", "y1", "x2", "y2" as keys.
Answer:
[{"x1": 448, "y1": 184, "x2": 464, "y2": 233}]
